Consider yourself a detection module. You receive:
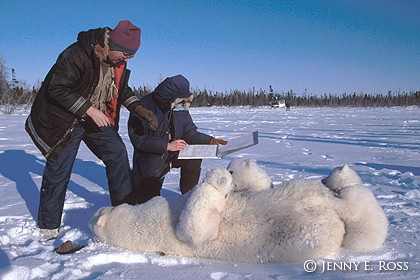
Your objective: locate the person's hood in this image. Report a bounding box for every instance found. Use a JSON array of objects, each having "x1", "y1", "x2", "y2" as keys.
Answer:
[
  {"x1": 77, "y1": 27, "x2": 110, "y2": 61},
  {"x1": 152, "y1": 75, "x2": 192, "y2": 112}
]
